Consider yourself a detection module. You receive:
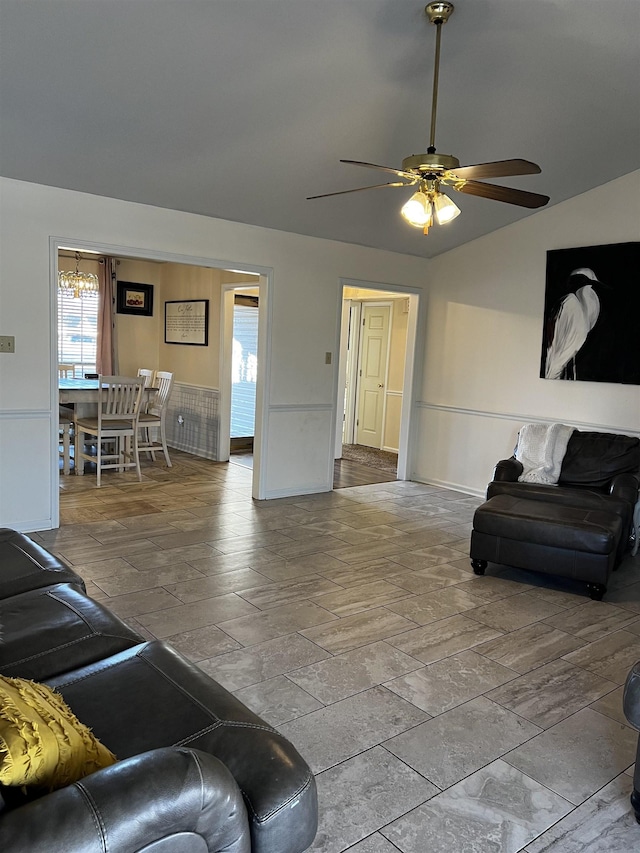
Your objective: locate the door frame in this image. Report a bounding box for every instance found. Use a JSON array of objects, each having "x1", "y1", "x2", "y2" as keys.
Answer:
[
  {"x1": 218, "y1": 281, "x2": 265, "y2": 469},
  {"x1": 50, "y1": 236, "x2": 273, "y2": 526},
  {"x1": 334, "y1": 279, "x2": 424, "y2": 482}
]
